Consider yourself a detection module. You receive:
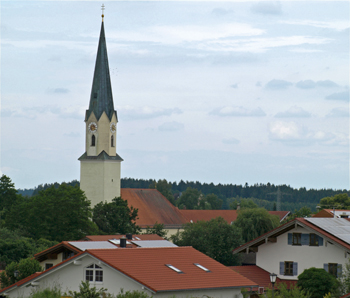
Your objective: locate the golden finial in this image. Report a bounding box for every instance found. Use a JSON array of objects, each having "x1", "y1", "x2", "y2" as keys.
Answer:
[{"x1": 101, "y1": 4, "x2": 105, "y2": 21}]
